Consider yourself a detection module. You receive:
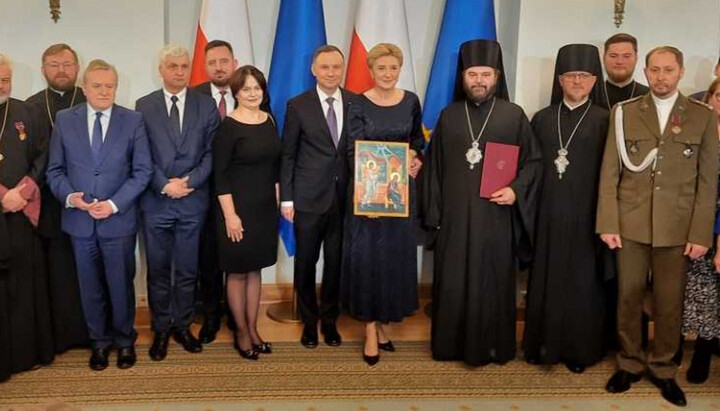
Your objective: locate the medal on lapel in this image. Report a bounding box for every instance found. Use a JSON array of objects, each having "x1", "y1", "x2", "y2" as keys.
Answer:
[
  {"x1": 671, "y1": 113, "x2": 682, "y2": 135},
  {"x1": 14, "y1": 121, "x2": 27, "y2": 141}
]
